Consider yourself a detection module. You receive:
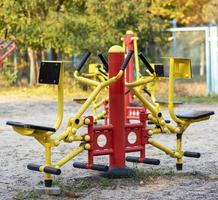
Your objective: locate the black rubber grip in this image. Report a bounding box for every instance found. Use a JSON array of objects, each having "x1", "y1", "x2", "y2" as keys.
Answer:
[
  {"x1": 27, "y1": 163, "x2": 61, "y2": 175},
  {"x1": 98, "y1": 68, "x2": 108, "y2": 77},
  {"x1": 184, "y1": 151, "x2": 200, "y2": 158},
  {"x1": 143, "y1": 158, "x2": 160, "y2": 165},
  {"x1": 121, "y1": 50, "x2": 134, "y2": 70},
  {"x1": 27, "y1": 163, "x2": 40, "y2": 172},
  {"x1": 138, "y1": 52, "x2": 154, "y2": 74},
  {"x1": 91, "y1": 164, "x2": 109, "y2": 171},
  {"x1": 126, "y1": 156, "x2": 138, "y2": 162},
  {"x1": 44, "y1": 166, "x2": 61, "y2": 175},
  {"x1": 73, "y1": 162, "x2": 87, "y2": 169},
  {"x1": 143, "y1": 86, "x2": 151, "y2": 97},
  {"x1": 97, "y1": 53, "x2": 108, "y2": 72},
  {"x1": 77, "y1": 51, "x2": 91, "y2": 72},
  {"x1": 126, "y1": 156, "x2": 160, "y2": 165},
  {"x1": 73, "y1": 162, "x2": 109, "y2": 171}
]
